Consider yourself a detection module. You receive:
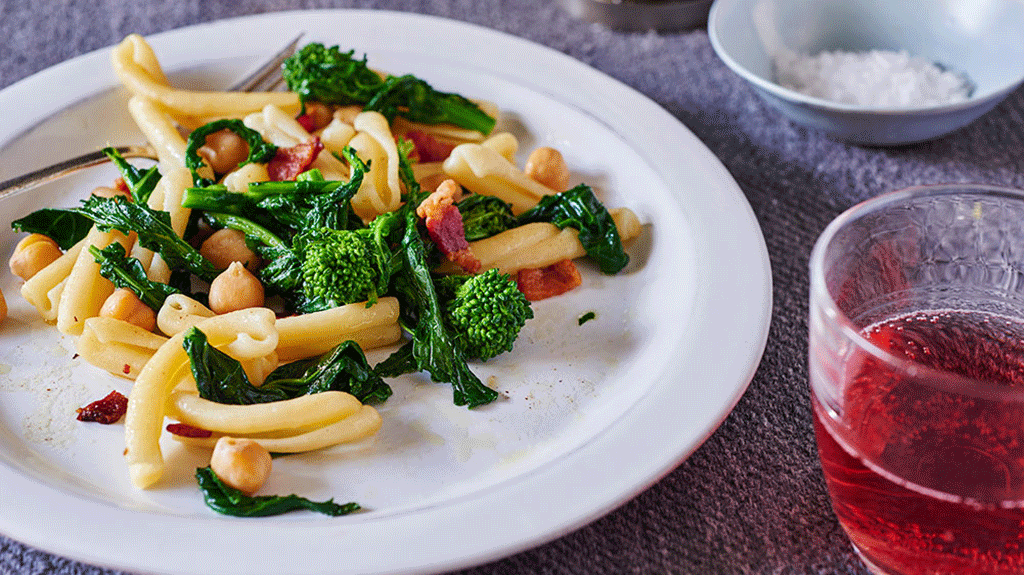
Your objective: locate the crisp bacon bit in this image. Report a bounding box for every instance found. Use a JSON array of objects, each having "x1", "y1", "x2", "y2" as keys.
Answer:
[
  {"x1": 417, "y1": 180, "x2": 479, "y2": 272},
  {"x1": 268, "y1": 137, "x2": 324, "y2": 181},
  {"x1": 426, "y1": 205, "x2": 481, "y2": 273},
  {"x1": 516, "y1": 260, "x2": 583, "y2": 301},
  {"x1": 76, "y1": 390, "x2": 129, "y2": 424},
  {"x1": 166, "y1": 423, "x2": 213, "y2": 438},
  {"x1": 416, "y1": 179, "x2": 460, "y2": 220},
  {"x1": 405, "y1": 130, "x2": 456, "y2": 163}
]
